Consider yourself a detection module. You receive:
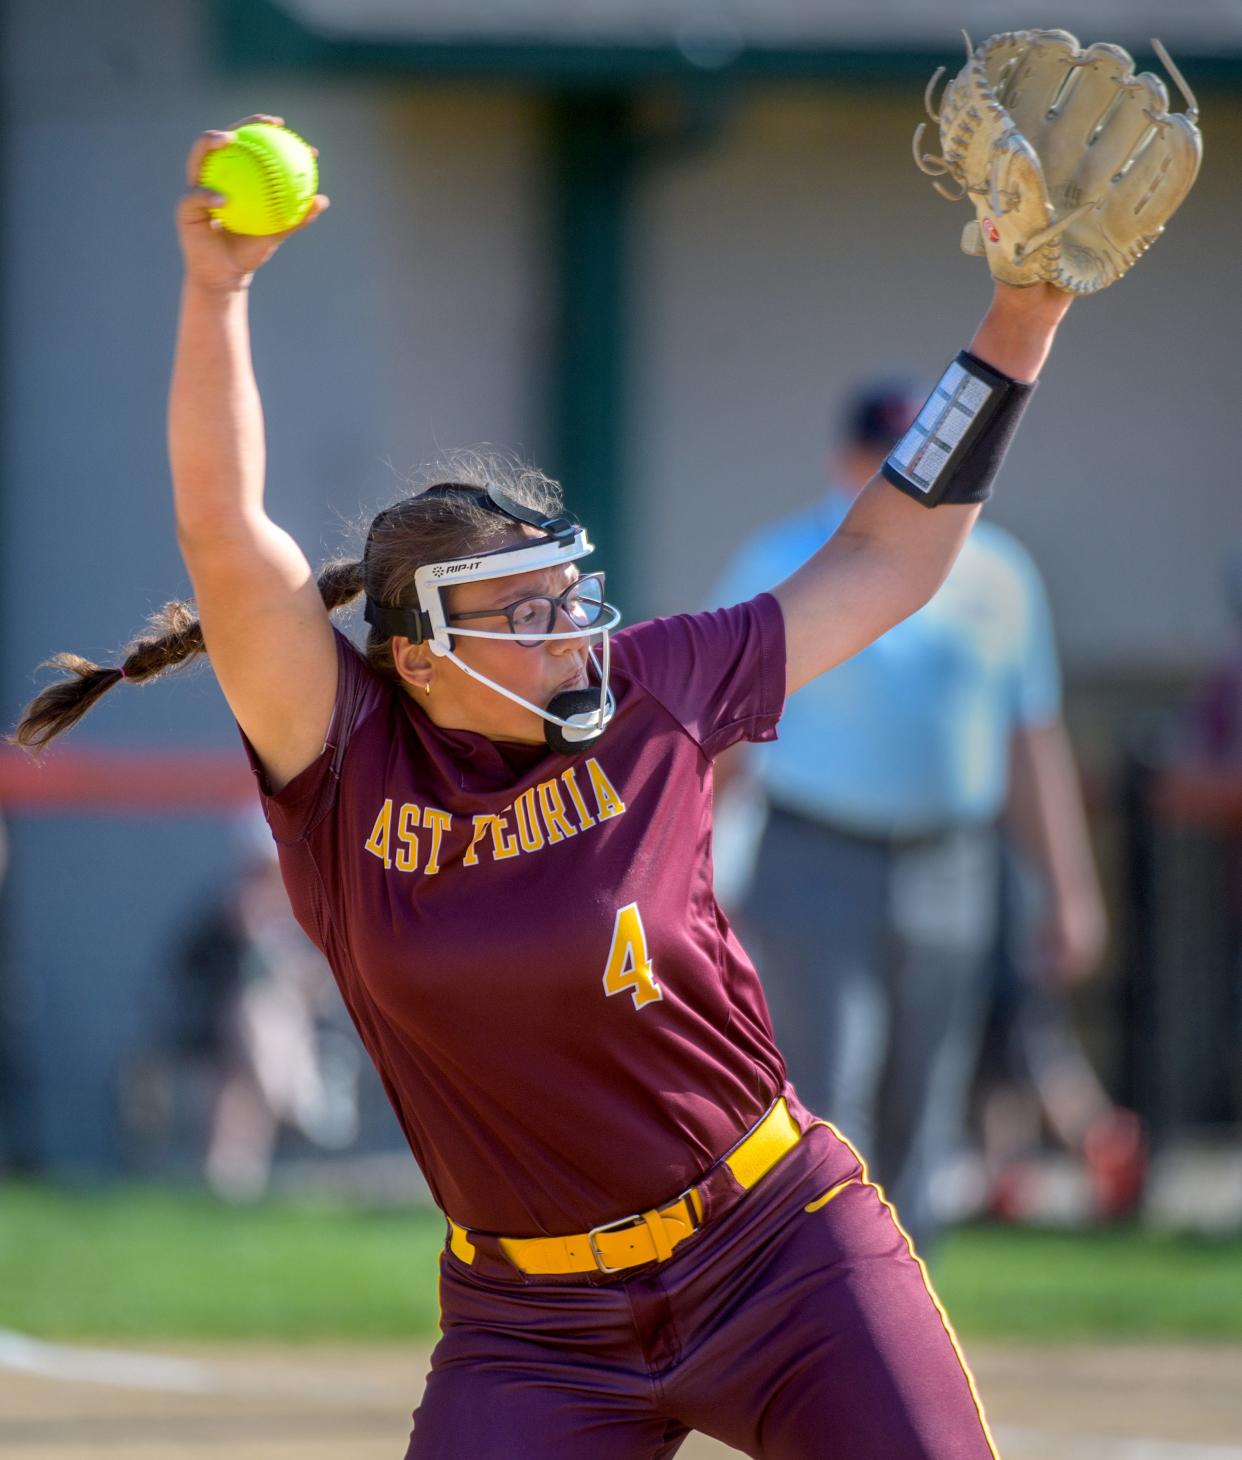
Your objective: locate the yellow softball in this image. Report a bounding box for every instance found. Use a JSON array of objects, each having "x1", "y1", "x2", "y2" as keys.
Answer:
[{"x1": 198, "y1": 122, "x2": 318, "y2": 236}]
